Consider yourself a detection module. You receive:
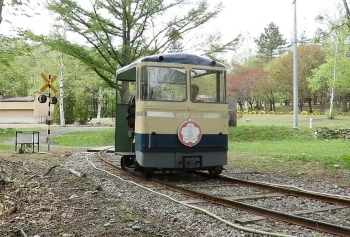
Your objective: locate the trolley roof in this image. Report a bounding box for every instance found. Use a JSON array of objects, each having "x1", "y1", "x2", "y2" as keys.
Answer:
[{"x1": 116, "y1": 53, "x2": 226, "y2": 82}]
